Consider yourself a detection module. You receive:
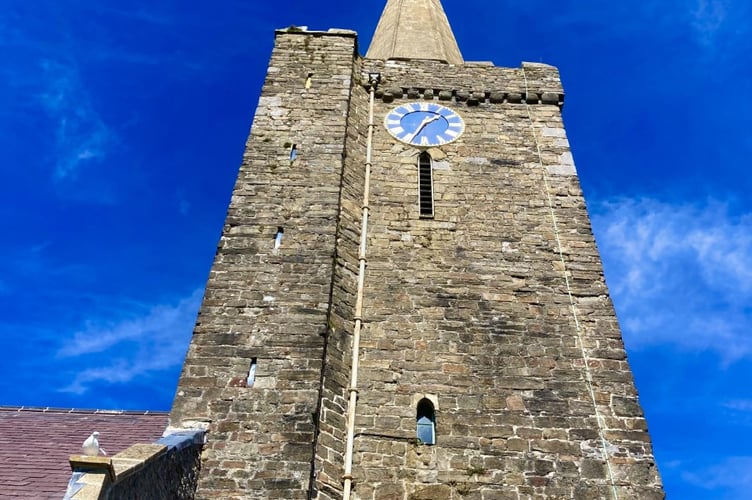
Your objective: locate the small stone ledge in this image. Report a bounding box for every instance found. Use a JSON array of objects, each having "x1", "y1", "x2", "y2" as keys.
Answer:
[
  {"x1": 68, "y1": 456, "x2": 116, "y2": 482},
  {"x1": 373, "y1": 86, "x2": 564, "y2": 107},
  {"x1": 522, "y1": 60, "x2": 558, "y2": 69},
  {"x1": 275, "y1": 26, "x2": 357, "y2": 37},
  {"x1": 64, "y1": 470, "x2": 109, "y2": 500},
  {"x1": 65, "y1": 457, "x2": 115, "y2": 500},
  {"x1": 158, "y1": 429, "x2": 206, "y2": 451}
]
